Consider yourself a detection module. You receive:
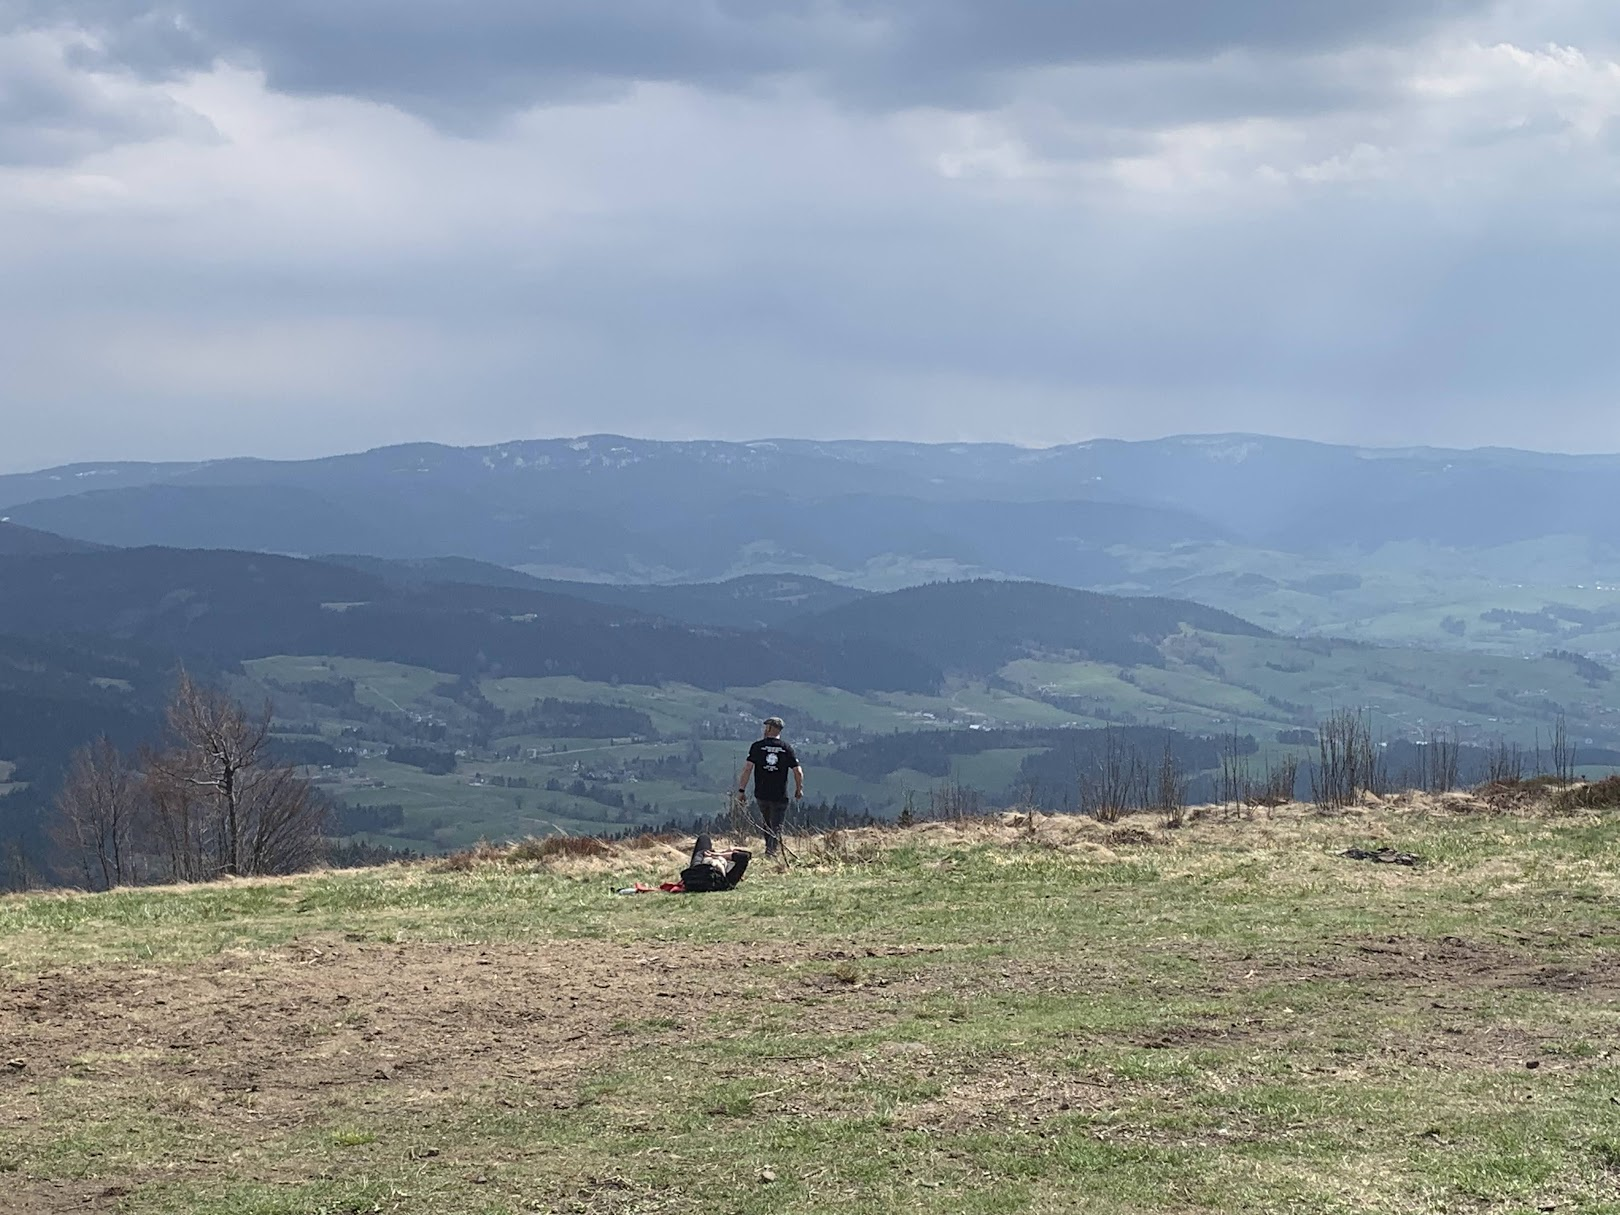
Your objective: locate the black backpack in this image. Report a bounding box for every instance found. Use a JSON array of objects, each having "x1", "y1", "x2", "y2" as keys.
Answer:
[{"x1": 680, "y1": 863, "x2": 724, "y2": 893}]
